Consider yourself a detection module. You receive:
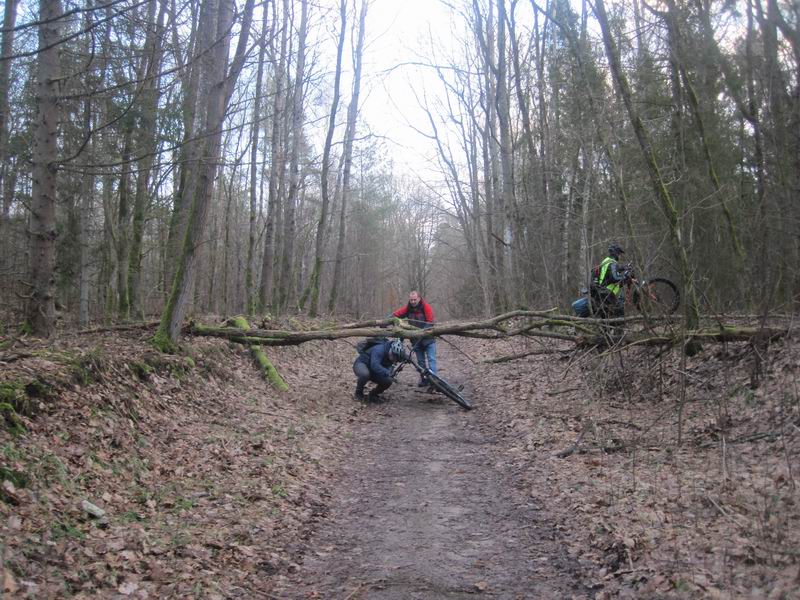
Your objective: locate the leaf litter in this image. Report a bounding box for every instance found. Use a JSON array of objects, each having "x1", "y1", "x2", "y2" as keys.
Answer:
[{"x1": 0, "y1": 325, "x2": 798, "y2": 598}]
